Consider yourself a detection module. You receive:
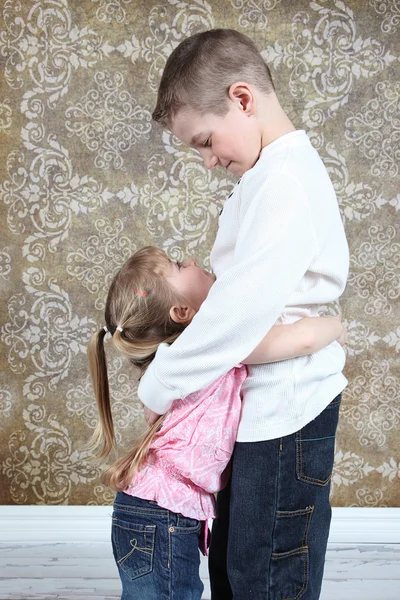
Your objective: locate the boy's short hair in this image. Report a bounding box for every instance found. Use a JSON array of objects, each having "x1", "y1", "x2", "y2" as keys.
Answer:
[{"x1": 152, "y1": 28, "x2": 275, "y2": 128}]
